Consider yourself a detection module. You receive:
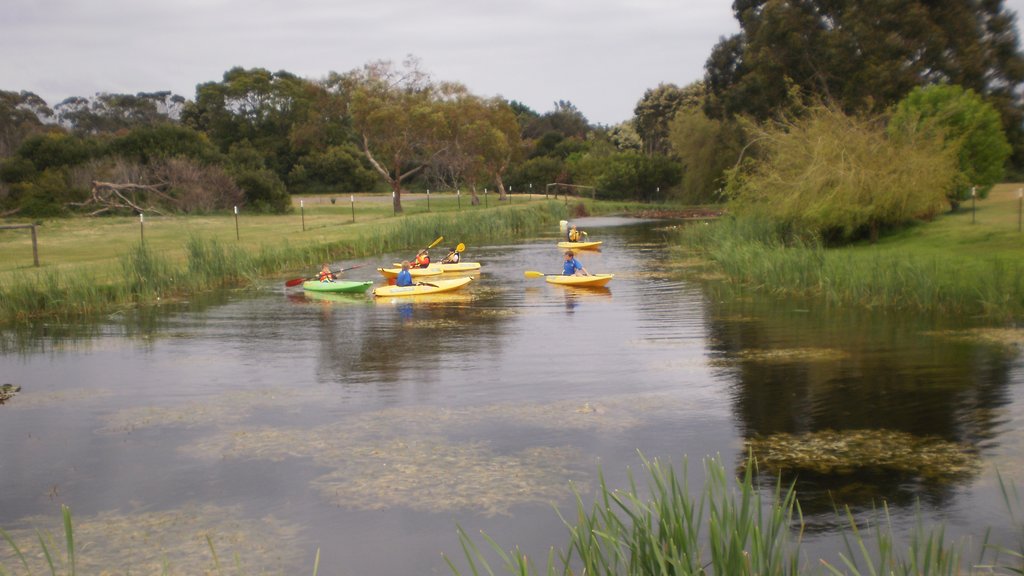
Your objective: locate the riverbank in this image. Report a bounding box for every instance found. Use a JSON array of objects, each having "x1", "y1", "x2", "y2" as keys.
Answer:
[{"x1": 675, "y1": 183, "x2": 1024, "y2": 320}]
